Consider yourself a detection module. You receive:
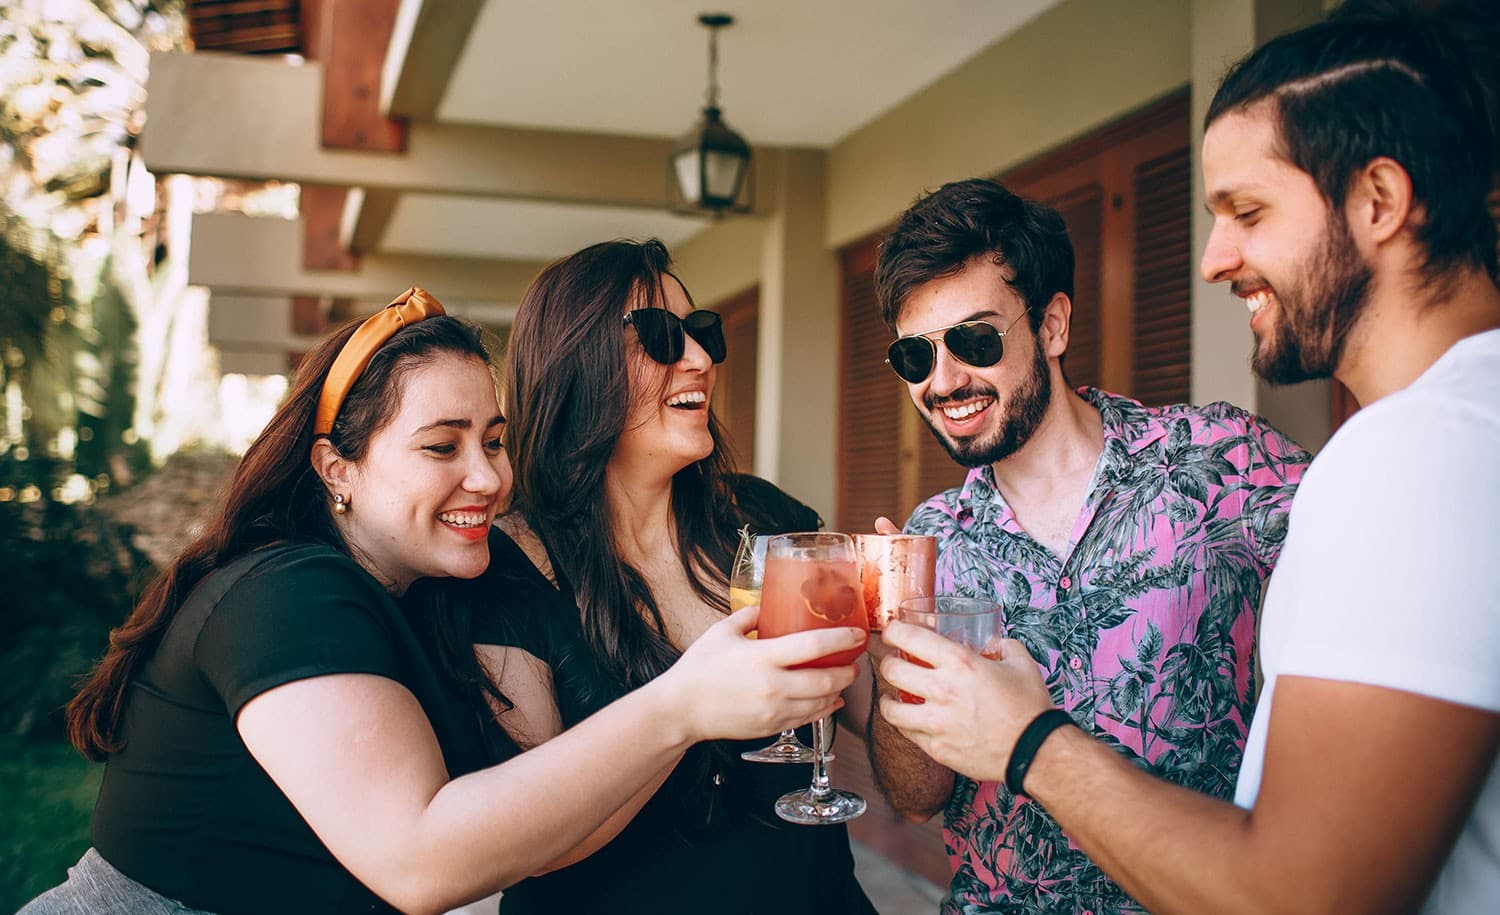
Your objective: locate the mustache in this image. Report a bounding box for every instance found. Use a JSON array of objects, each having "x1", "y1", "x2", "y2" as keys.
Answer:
[
  {"x1": 924, "y1": 384, "x2": 999, "y2": 411},
  {"x1": 1231, "y1": 277, "x2": 1274, "y2": 298}
]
